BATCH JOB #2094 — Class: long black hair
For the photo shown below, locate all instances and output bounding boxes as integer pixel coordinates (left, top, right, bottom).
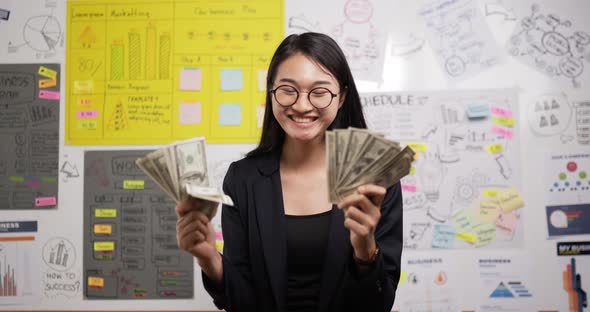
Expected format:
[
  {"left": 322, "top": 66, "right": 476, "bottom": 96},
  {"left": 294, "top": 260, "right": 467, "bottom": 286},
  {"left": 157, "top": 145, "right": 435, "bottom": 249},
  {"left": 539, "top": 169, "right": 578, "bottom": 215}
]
[{"left": 247, "top": 32, "right": 367, "bottom": 158}]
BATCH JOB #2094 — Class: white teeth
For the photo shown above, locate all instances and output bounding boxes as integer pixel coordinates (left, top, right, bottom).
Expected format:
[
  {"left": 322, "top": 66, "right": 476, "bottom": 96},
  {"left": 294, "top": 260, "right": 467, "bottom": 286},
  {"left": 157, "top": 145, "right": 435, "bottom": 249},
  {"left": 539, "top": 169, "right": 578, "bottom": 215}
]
[{"left": 291, "top": 116, "right": 316, "bottom": 123}]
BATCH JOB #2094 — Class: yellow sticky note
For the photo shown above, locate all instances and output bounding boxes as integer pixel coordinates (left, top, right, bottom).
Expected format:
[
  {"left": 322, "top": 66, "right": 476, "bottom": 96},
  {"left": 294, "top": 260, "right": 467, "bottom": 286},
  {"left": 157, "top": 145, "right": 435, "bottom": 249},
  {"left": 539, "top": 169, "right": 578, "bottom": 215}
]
[
  {"left": 38, "top": 66, "right": 57, "bottom": 79},
  {"left": 482, "top": 189, "right": 498, "bottom": 198},
  {"left": 88, "top": 276, "right": 104, "bottom": 288},
  {"left": 95, "top": 209, "right": 117, "bottom": 218},
  {"left": 497, "top": 187, "right": 524, "bottom": 212},
  {"left": 409, "top": 166, "right": 416, "bottom": 175},
  {"left": 492, "top": 117, "right": 515, "bottom": 128},
  {"left": 94, "top": 224, "right": 113, "bottom": 234},
  {"left": 473, "top": 222, "right": 496, "bottom": 247},
  {"left": 39, "top": 79, "right": 57, "bottom": 88},
  {"left": 74, "top": 80, "right": 94, "bottom": 94},
  {"left": 478, "top": 200, "right": 500, "bottom": 222},
  {"left": 485, "top": 144, "right": 503, "bottom": 154},
  {"left": 398, "top": 270, "right": 408, "bottom": 287},
  {"left": 452, "top": 209, "right": 474, "bottom": 232},
  {"left": 215, "top": 241, "right": 224, "bottom": 252},
  {"left": 94, "top": 241, "right": 115, "bottom": 251},
  {"left": 455, "top": 232, "right": 477, "bottom": 244},
  {"left": 123, "top": 180, "right": 144, "bottom": 190},
  {"left": 406, "top": 142, "right": 427, "bottom": 152}
]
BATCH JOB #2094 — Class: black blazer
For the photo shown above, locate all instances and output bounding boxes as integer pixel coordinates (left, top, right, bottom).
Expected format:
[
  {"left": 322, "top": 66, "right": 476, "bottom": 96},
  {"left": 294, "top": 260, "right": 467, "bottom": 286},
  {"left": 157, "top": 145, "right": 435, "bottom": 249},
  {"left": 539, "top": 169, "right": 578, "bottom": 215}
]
[{"left": 203, "top": 150, "right": 403, "bottom": 312}]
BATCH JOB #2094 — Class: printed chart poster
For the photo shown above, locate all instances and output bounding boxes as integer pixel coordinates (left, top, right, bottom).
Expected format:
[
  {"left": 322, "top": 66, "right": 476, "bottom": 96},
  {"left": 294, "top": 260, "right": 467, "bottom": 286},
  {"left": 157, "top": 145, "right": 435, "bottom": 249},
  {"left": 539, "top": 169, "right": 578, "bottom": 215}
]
[
  {"left": 0, "top": 64, "right": 60, "bottom": 210},
  {"left": 507, "top": 1, "right": 590, "bottom": 89},
  {"left": 0, "top": 221, "right": 40, "bottom": 305},
  {"left": 393, "top": 255, "right": 460, "bottom": 311},
  {"left": 557, "top": 242, "right": 589, "bottom": 312},
  {"left": 83, "top": 150, "right": 193, "bottom": 299},
  {"left": 478, "top": 256, "right": 535, "bottom": 311},
  {"left": 66, "top": 0, "right": 284, "bottom": 145},
  {"left": 546, "top": 151, "right": 590, "bottom": 237},
  {"left": 361, "top": 89, "right": 522, "bottom": 249},
  {"left": 419, "top": 0, "right": 501, "bottom": 81},
  {"left": 286, "top": 0, "right": 394, "bottom": 81}
]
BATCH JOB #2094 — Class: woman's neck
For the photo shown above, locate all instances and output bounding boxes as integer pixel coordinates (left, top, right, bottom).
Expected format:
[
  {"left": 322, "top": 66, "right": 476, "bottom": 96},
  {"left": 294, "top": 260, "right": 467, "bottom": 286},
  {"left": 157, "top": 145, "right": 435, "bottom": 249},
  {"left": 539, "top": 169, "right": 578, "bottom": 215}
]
[{"left": 280, "top": 136, "right": 326, "bottom": 171}]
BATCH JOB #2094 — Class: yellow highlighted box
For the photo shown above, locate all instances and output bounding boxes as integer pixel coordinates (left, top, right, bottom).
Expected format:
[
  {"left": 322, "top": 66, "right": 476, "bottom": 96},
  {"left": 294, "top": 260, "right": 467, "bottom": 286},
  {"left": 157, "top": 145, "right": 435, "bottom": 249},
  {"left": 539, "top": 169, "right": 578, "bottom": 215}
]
[
  {"left": 95, "top": 208, "right": 117, "bottom": 218},
  {"left": 123, "top": 180, "right": 145, "bottom": 190}
]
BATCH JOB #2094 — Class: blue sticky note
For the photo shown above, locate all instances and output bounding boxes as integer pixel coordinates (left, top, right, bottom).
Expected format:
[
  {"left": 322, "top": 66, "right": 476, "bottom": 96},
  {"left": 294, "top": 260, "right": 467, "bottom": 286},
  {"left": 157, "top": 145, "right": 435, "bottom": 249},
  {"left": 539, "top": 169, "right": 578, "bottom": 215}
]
[
  {"left": 219, "top": 104, "right": 241, "bottom": 125},
  {"left": 220, "top": 69, "right": 243, "bottom": 91},
  {"left": 466, "top": 103, "right": 489, "bottom": 119},
  {"left": 432, "top": 224, "right": 455, "bottom": 249}
]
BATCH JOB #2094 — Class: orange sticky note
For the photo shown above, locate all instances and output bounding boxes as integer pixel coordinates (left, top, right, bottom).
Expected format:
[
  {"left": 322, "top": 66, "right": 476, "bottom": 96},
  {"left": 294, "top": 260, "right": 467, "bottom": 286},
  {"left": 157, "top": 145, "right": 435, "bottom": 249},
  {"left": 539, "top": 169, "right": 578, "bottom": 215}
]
[
  {"left": 88, "top": 276, "right": 104, "bottom": 288},
  {"left": 94, "top": 224, "right": 112, "bottom": 235},
  {"left": 39, "top": 79, "right": 57, "bottom": 88}
]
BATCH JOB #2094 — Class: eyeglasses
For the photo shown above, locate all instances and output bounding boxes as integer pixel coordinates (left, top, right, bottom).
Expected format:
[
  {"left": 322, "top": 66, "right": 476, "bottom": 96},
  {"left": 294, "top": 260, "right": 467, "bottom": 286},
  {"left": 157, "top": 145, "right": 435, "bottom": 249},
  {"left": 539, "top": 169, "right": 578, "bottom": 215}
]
[{"left": 270, "top": 85, "right": 339, "bottom": 109}]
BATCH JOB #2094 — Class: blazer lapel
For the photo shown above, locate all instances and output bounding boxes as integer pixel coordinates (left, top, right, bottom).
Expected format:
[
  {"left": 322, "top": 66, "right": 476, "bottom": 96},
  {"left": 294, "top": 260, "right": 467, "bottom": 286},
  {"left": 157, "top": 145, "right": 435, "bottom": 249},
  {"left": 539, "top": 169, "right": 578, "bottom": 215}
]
[
  {"left": 253, "top": 151, "right": 287, "bottom": 311},
  {"left": 318, "top": 206, "right": 351, "bottom": 311}
]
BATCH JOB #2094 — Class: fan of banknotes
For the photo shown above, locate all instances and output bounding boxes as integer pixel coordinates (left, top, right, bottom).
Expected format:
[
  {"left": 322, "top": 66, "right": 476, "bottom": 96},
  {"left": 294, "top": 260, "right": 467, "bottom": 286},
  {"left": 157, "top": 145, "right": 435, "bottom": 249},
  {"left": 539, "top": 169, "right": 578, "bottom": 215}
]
[
  {"left": 135, "top": 137, "right": 233, "bottom": 220},
  {"left": 326, "top": 128, "right": 416, "bottom": 203}
]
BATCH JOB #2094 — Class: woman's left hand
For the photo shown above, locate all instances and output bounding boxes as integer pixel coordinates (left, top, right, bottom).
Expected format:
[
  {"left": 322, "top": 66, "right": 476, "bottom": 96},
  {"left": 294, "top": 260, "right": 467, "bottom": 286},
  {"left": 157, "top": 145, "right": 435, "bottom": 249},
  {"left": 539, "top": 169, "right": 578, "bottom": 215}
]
[{"left": 337, "top": 184, "right": 386, "bottom": 262}]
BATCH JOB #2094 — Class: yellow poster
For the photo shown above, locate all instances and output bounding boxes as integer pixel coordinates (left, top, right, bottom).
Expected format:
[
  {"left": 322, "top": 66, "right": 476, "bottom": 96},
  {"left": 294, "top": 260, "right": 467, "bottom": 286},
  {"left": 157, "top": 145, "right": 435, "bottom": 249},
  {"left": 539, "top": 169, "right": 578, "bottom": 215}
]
[{"left": 66, "top": 0, "right": 283, "bottom": 144}]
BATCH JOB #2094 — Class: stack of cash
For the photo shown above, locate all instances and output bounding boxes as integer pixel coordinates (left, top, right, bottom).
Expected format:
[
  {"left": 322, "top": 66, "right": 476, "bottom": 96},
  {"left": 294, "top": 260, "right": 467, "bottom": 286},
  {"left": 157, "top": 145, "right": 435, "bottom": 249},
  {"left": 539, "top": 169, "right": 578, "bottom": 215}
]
[
  {"left": 135, "top": 137, "right": 233, "bottom": 220},
  {"left": 326, "top": 128, "right": 415, "bottom": 203}
]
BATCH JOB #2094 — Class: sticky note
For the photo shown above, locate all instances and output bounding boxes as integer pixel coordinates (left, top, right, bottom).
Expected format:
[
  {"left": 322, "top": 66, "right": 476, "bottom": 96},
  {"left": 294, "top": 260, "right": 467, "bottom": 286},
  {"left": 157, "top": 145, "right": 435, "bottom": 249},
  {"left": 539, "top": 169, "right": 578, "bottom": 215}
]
[
  {"left": 485, "top": 144, "right": 503, "bottom": 154},
  {"left": 219, "top": 104, "right": 241, "bottom": 125},
  {"left": 401, "top": 184, "right": 417, "bottom": 192},
  {"left": 179, "top": 68, "right": 202, "bottom": 91},
  {"left": 492, "top": 117, "right": 515, "bottom": 128},
  {"left": 482, "top": 189, "right": 498, "bottom": 198},
  {"left": 497, "top": 187, "right": 524, "bottom": 212},
  {"left": 256, "top": 104, "right": 265, "bottom": 128},
  {"left": 94, "top": 224, "right": 113, "bottom": 234},
  {"left": 491, "top": 106, "right": 513, "bottom": 118},
  {"left": 74, "top": 80, "right": 94, "bottom": 94},
  {"left": 77, "top": 110, "right": 98, "bottom": 119},
  {"left": 455, "top": 232, "right": 477, "bottom": 244},
  {"left": 466, "top": 103, "right": 489, "bottom": 119},
  {"left": 491, "top": 125, "right": 513, "bottom": 139},
  {"left": 432, "top": 224, "right": 455, "bottom": 249},
  {"left": 257, "top": 69, "right": 267, "bottom": 91},
  {"left": 478, "top": 200, "right": 500, "bottom": 222},
  {"left": 95, "top": 208, "right": 117, "bottom": 218},
  {"left": 216, "top": 241, "right": 224, "bottom": 252},
  {"left": 179, "top": 102, "right": 201, "bottom": 125},
  {"left": 220, "top": 69, "right": 243, "bottom": 91},
  {"left": 35, "top": 196, "right": 56, "bottom": 207},
  {"left": 123, "top": 180, "right": 144, "bottom": 190},
  {"left": 38, "top": 66, "right": 57, "bottom": 79},
  {"left": 409, "top": 166, "right": 416, "bottom": 175},
  {"left": 39, "top": 79, "right": 57, "bottom": 88},
  {"left": 452, "top": 209, "right": 474, "bottom": 232},
  {"left": 94, "top": 241, "right": 115, "bottom": 251},
  {"left": 473, "top": 222, "right": 496, "bottom": 247},
  {"left": 77, "top": 97, "right": 93, "bottom": 106},
  {"left": 495, "top": 212, "right": 518, "bottom": 234},
  {"left": 88, "top": 277, "right": 104, "bottom": 288},
  {"left": 78, "top": 120, "right": 97, "bottom": 129},
  {"left": 215, "top": 231, "right": 223, "bottom": 241},
  {"left": 398, "top": 270, "right": 408, "bottom": 287},
  {"left": 39, "top": 90, "right": 60, "bottom": 100},
  {"left": 406, "top": 142, "right": 427, "bottom": 152}
]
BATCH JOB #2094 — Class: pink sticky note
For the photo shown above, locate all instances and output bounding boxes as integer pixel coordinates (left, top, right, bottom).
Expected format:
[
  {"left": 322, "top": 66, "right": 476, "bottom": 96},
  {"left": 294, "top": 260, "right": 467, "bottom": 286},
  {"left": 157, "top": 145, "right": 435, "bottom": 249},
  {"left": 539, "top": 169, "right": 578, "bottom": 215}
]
[
  {"left": 401, "top": 184, "right": 417, "bottom": 192},
  {"left": 491, "top": 106, "right": 513, "bottom": 118},
  {"left": 179, "top": 68, "right": 202, "bottom": 91},
  {"left": 179, "top": 102, "right": 201, "bottom": 125},
  {"left": 39, "top": 90, "right": 60, "bottom": 100},
  {"left": 35, "top": 196, "right": 57, "bottom": 207},
  {"left": 495, "top": 212, "right": 518, "bottom": 234},
  {"left": 257, "top": 70, "right": 267, "bottom": 91},
  {"left": 491, "top": 125, "right": 513, "bottom": 139},
  {"left": 215, "top": 231, "right": 223, "bottom": 240},
  {"left": 77, "top": 110, "right": 99, "bottom": 118}
]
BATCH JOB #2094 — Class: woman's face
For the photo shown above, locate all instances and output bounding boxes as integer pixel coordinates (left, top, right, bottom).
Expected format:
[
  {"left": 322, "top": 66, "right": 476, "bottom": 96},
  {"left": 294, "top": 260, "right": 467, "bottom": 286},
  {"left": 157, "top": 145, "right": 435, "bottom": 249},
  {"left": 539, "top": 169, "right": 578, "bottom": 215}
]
[{"left": 271, "top": 53, "right": 344, "bottom": 144}]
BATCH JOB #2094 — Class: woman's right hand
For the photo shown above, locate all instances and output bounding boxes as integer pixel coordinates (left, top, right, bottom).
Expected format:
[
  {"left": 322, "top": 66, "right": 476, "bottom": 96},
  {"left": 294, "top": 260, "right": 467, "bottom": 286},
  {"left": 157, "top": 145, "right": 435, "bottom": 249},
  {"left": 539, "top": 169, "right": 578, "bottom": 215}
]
[{"left": 176, "top": 198, "right": 217, "bottom": 262}]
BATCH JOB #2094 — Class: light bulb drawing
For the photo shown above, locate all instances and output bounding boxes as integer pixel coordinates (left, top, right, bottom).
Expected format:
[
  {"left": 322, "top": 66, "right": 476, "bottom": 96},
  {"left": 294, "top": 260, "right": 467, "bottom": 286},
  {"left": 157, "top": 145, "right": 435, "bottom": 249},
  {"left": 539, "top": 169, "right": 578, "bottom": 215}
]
[{"left": 417, "top": 146, "right": 447, "bottom": 202}]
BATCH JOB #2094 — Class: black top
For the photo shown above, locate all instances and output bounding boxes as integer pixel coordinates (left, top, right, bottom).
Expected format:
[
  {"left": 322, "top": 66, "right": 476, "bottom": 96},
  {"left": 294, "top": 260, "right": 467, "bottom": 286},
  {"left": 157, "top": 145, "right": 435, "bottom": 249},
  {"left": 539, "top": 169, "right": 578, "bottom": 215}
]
[{"left": 285, "top": 209, "right": 332, "bottom": 312}]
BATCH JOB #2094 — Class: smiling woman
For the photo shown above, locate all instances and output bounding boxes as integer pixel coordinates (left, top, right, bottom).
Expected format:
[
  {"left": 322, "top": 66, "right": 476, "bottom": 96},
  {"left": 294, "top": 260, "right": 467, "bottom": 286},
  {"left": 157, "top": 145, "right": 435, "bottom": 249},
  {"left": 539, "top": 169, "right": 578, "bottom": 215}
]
[{"left": 175, "top": 32, "right": 404, "bottom": 312}]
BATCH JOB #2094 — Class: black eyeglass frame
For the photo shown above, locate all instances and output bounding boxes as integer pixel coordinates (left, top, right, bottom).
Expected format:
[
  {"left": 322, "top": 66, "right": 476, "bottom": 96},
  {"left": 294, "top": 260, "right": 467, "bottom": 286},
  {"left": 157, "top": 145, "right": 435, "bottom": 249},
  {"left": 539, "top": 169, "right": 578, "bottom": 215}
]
[{"left": 269, "top": 84, "right": 341, "bottom": 109}]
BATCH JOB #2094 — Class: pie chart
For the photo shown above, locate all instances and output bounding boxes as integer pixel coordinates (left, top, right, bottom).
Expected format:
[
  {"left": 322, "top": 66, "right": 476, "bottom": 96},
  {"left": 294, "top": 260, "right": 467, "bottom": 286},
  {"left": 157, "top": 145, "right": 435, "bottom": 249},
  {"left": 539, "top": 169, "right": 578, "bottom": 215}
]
[{"left": 23, "top": 15, "right": 62, "bottom": 52}]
